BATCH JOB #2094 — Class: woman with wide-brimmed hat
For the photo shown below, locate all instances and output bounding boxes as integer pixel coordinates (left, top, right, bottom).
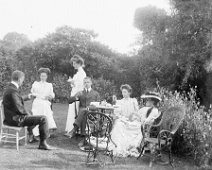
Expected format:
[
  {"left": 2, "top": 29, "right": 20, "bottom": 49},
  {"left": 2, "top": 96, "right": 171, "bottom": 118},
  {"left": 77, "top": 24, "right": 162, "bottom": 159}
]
[
  {"left": 139, "top": 91, "right": 162, "bottom": 125},
  {"left": 109, "top": 90, "right": 161, "bottom": 157},
  {"left": 30, "top": 67, "right": 57, "bottom": 140}
]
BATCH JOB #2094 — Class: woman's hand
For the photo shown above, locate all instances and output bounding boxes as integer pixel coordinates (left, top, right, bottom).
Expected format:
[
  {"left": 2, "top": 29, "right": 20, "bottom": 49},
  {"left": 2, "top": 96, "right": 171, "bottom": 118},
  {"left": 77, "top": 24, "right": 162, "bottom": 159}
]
[
  {"left": 45, "top": 95, "right": 53, "bottom": 101},
  {"left": 128, "top": 112, "right": 138, "bottom": 121},
  {"left": 128, "top": 114, "right": 133, "bottom": 121},
  {"left": 111, "top": 114, "right": 119, "bottom": 120},
  {"left": 67, "top": 77, "right": 74, "bottom": 86},
  {"left": 67, "top": 76, "right": 72, "bottom": 82},
  {"left": 144, "top": 119, "right": 154, "bottom": 125}
]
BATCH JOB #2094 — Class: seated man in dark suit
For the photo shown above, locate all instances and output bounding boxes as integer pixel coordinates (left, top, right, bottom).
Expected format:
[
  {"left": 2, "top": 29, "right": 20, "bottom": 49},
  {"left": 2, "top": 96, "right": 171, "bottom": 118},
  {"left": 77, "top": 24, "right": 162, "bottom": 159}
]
[
  {"left": 3, "top": 70, "right": 54, "bottom": 150},
  {"left": 68, "top": 77, "right": 100, "bottom": 142}
]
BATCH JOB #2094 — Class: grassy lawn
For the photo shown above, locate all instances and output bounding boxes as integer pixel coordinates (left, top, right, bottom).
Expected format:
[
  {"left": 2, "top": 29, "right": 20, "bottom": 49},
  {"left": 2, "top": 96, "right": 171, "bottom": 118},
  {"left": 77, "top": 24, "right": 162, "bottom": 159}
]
[{"left": 0, "top": 101, "right": 198, "bottom": 170}]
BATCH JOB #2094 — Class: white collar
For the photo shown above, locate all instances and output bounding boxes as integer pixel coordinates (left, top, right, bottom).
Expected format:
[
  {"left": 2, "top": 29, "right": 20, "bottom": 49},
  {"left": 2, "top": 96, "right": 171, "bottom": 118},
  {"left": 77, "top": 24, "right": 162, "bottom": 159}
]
[
  {"left": 77, "top": 67, "right": 83, "bottom": 72},
  {"left": 123, "top": 97, "right": 131, "bottom": 100},
  {"left": 11, "top": 81, "right": 19, "bottom": 89},
  {"left": 85, "top": 87, "right": 92, "bottom": 92}
]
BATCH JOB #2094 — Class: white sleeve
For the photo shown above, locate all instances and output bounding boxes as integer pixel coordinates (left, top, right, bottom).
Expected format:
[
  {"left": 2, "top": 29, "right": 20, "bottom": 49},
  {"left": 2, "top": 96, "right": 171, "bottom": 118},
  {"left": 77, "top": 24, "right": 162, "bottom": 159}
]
[
  {"left": 31, "top": 82, "right": 37, "bottom": 94},
  {"left": 145, "top": 108, "right": 160, "bottom": 123},
  {"left": 138, "top": 108, "right": 146, "bottom": 124},
  {"left": 133, "top": 98, "right": 139, "bottom": 112},
  {"left": 116, "top": 100, "right": 122, "bottom": 105},
  {"left": 114, "top": 100, "right": 123, "bottom": 116}
]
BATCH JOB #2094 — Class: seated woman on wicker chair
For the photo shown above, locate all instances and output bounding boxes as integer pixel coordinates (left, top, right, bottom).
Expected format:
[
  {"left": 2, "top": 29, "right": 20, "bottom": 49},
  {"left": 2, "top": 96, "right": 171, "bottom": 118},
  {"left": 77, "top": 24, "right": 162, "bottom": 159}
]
[
  {"left": 139, "top": 92, "right": 162, "bottom": 127},
  {"left": 109, "top": 91, "right": 161, "bottom": 157}
]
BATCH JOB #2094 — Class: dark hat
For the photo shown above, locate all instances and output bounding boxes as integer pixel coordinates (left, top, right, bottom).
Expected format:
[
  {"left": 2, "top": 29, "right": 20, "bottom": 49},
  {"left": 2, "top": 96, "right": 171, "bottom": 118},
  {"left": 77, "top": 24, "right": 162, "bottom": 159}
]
[
  {"left": 38, "top": 67, "right": 51, "bottom": 74},
  {"left": 141, "top": 91, "right": 162, "bottom": 101}
]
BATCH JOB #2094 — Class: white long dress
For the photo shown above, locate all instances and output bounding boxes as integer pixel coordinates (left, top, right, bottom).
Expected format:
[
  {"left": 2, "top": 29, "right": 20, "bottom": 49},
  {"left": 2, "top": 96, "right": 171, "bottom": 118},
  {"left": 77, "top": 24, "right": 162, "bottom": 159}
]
[
  {"left": 109, "top": 98, "right": 141, "bottom": 157},
  {"left": 65, "top": 67, "right": 86, "bottom": 132},
  {"left": 109, "top": 99, "right": 160, "bottom": 157},
  {"left": 31, "top": 81, "right": 57, "bottom": 136}
]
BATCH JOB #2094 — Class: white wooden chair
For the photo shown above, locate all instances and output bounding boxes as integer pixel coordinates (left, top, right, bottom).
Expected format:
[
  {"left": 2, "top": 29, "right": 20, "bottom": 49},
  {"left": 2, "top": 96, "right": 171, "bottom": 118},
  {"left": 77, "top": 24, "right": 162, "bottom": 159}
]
[{"left": 0, "top": 100, "right": 27, "bottom": 151}]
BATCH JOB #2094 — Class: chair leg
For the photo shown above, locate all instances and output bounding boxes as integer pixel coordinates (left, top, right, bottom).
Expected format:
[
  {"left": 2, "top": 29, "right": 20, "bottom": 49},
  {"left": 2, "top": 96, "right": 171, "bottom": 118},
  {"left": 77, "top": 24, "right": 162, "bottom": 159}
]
[
  {"left": 137, "top": 145, "right": 145, "bottom": 159},
  {"left": 4, "top": 129, "right": 9, "bottom": 143},
  {"left": 0, "top": 128, "right": 3, "bottom": 143},
  {"left": 110, "top": 150, "right": 115, "bottom": 163},
  {"left": 168, "top": 145, "right": 174, "bottom": 167},
  {"left": 24, "top": 127, "right": 27, "bottom": 145},
  {"left": 16, "top": 131, "right": 19, "bottom": 151}
]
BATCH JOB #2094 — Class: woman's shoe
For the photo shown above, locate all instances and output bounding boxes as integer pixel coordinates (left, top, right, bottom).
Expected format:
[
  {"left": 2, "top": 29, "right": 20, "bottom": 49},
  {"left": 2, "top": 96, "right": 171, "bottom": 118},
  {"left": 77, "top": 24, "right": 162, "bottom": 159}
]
[
  {"left": 64, "top": 133, "right": 71, "bottom": 137},
  {"left": 68, "top": 129, "right": 76, "bottom": 138}
]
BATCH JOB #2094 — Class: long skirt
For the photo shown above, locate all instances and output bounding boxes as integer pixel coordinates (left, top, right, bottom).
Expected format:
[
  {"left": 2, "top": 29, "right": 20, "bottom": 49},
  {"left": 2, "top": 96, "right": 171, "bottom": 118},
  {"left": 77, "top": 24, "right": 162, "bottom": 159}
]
[
  {"left": 65, "top": 101, "right": 79, "bottom": 132},
  {"left": 109, "top": 118, "right": 143, "bottom": 157},
  {"left": 32, "top": 98, "right": 57, "bottom": 136}
]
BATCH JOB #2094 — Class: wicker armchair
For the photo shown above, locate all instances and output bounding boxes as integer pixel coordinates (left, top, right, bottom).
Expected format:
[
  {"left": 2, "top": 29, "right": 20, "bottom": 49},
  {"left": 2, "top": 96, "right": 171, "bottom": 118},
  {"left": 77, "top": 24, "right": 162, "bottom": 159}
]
[{"left": 137, "top": 106, "right": 186, "bottom": 167}]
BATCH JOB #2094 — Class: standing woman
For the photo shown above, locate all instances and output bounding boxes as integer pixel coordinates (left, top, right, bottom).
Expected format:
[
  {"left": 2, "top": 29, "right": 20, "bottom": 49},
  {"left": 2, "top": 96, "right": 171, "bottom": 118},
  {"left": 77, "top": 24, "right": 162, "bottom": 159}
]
[
  {"left": 31, "top": 68, "right": 57, "bottom": 137},
  {"left": 65, "top": 55, "right": 86, "bottom": 136}
]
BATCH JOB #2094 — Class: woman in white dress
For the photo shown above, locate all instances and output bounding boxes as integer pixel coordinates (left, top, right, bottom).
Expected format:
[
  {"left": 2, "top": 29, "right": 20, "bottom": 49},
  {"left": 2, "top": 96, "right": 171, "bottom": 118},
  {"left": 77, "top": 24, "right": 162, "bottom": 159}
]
[
  {"left": 109, "top": 89, "right": 161, "bottom": 157},
  {"left": 65, "top": 55, "right": 86, "bottom": 136},
  {"left": 109, "top": 84, "right": 139, "bottom": 156},
  {"left": 31, "top": 68, "right": 57, "bottom": 137}
]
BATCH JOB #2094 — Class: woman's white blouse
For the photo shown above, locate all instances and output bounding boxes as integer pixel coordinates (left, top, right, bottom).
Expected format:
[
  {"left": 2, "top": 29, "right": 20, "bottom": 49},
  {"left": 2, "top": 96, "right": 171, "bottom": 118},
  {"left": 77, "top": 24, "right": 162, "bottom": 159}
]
[
  {"left": 71, "top": 67, "right": 86, "bottom": 95},
  {"left": 31, "top": 81, "right": 55, "bottom": 100},
  {"left": 115, "top": 98, "right": 139, "bottom": 118}
]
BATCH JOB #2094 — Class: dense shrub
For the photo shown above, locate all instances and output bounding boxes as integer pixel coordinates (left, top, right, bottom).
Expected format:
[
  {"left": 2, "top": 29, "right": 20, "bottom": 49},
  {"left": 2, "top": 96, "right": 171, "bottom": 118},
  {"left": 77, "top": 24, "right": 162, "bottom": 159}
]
[
  {"left": 52, "top": 73, "right": 71, "bottom": 103},
  {"left": 92, "top": 77, "right": 118, "bottom": 102},
  {"left": 0, "top": 59, "right": 12, "bottom": 96},
  {"left": 158, "top": 86, "right": 212, "bottom": 167}
]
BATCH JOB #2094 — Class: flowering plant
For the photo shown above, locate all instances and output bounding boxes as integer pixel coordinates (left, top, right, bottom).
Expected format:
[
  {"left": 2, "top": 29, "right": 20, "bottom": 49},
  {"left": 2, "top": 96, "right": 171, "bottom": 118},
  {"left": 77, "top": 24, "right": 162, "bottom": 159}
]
[{"left": 158, "top": 86, "right": 212, "bottom": 167}]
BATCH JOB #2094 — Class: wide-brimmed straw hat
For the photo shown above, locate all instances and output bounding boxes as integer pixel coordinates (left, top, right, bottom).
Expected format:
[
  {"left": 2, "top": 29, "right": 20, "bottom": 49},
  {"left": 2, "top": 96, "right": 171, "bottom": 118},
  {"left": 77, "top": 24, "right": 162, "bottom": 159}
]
[{"left": 141, "top": 91, "right": 162, "bottom": 101}]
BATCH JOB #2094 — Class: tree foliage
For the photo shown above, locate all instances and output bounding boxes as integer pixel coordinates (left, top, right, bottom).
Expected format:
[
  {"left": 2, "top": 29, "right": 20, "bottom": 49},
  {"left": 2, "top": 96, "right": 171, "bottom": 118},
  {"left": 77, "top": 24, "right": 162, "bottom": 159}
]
[
  {"left": 0, "top": 26, "right": 138, "bottom": 100},
  {"left": 133, "top": 0, "right": 212, "bottom": 106}
]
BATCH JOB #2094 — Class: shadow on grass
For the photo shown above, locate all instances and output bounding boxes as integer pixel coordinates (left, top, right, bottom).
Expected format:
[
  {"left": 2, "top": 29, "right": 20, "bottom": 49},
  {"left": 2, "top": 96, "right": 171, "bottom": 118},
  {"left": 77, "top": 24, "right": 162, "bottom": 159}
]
[{"left": 29, "top": 153, "right": 98, "bottom": 170}]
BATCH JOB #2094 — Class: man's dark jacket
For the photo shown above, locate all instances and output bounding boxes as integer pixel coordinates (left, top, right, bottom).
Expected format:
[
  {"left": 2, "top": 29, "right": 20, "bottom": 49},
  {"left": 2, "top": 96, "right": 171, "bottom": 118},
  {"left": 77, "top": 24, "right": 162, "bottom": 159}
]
[
  {"left": 3, "top": 83, "right": 29, "bottom": 126},
  {"left": 69, "top": 89, "right": 100, "bottom": 108}
]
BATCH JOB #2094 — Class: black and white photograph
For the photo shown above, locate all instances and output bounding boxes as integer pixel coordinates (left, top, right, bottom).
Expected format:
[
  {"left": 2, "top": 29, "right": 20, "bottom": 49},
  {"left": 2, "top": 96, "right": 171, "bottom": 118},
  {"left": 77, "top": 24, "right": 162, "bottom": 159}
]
[{"left": 0, "top": 0, "right": 211, "bottom": 169}]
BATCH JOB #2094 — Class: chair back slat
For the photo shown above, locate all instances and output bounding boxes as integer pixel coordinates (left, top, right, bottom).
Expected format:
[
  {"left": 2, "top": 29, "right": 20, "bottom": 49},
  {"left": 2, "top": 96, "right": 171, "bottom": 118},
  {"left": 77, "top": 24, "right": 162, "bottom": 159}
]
[
  {"left": 86, "top": 111, "right": 112, "bottom": 138},
  {"left": 160, "top": 106, "right": 186, "bottom": 134}
]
